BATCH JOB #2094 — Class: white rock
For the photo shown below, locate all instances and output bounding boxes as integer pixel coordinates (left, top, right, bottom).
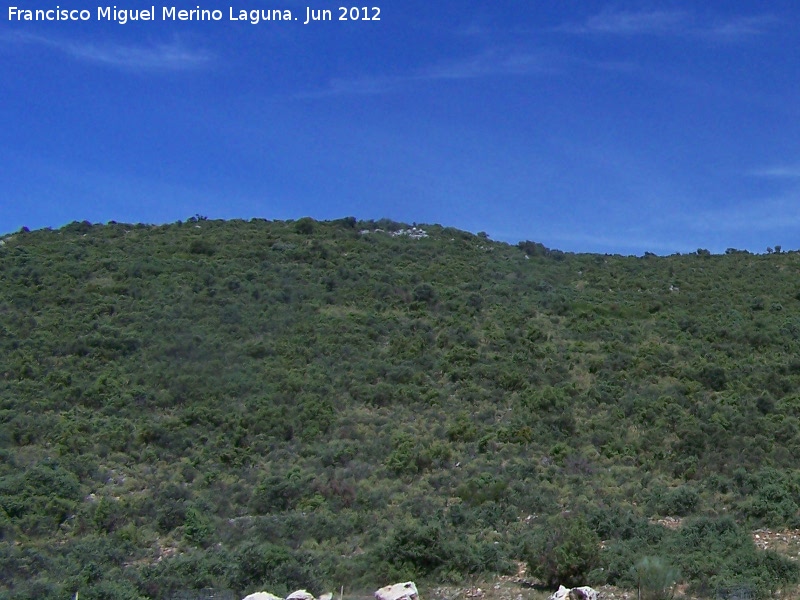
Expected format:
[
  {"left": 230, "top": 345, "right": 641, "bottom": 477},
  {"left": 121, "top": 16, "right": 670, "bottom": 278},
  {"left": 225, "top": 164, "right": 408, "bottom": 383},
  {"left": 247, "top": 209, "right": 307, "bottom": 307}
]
[
  {"left": 243, "top": 593, "right": 283, "bottom": 600},
  {"left": 573, "top": 587, "right": 598, "bottom": 600},
  {"left": 549, "top": 585, "right": 570, "bottom": 600},
  {"left": 548, "top": 586, "right": 597, "bottom": 600},
  {"left": 375, "top": 582, "right": 419, "bottom": 600},
  {"left": 286, "top": 591, "right": 315, "bottom": 600}
]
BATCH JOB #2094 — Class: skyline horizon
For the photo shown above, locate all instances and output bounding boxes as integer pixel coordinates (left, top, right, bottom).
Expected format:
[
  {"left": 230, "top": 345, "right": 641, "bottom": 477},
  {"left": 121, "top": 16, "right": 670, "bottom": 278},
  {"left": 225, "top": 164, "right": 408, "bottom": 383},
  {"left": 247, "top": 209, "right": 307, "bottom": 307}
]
[{"left": 2, "top": 212, "right": 791, "bottom": 257}]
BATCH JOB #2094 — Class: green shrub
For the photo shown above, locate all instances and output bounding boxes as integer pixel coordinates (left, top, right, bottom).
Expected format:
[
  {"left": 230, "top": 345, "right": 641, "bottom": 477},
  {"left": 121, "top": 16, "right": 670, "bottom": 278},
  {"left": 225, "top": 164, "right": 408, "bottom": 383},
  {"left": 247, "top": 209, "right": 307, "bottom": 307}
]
[
  {"left": 630, "top": 556, "right": 680, "bottom": 600},
  {"left": 230, "top": 542, "right": 320, "bottom": 595},
  {"left": 189, "top": 239, "right": 215, "bottom": 255},
  {"left": 656, "top": 485, "right": 700, "bottom": 517},
  {"left": 184, "top": 506, "right": 213, "bottom": 547},
  {"left": 249, "top": 469, "right": 312, "bottom": 514},
  {"left": 381, "top": 519, "right": 453, "bottom": 576},
  {"left": 385, "top": 433, "right": 423, "bottom": 476},
  {"left": 665, "top": 516, "right": 799, "bottom": 598},
  {"left": 525, "top": 514, "right": 601, "bottom": 587},
  {"left": 295, "top": 217, "right": 315, "bottom": 235}
]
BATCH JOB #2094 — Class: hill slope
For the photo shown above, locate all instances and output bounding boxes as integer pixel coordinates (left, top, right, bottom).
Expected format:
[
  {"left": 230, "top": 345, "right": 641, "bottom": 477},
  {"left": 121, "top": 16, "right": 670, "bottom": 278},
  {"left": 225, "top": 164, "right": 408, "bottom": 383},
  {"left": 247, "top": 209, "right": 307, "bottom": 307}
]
[{"left": 1, "top": 218, "right": 800, "bottom": 599}]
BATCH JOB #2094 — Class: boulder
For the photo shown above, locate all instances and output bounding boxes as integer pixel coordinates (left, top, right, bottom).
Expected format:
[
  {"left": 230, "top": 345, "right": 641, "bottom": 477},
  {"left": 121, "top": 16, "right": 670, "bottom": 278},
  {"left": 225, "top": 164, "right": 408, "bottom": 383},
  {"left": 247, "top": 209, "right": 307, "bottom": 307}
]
[
  {"left": 571, "top": 588, "right": 598, "bottom": 600},
  {"left": 244, "top": 590, "right": 331, "bottom": 600},
  {"left": 548, "top": 586, "right": 597, "bottom": 600},
  {"left": 243, "top": 593, "right": 283, "bottom": 600},
  {"left": 549, "top": 585, "right": 570, "bottom": 600},
  {"left": 375, "top": 582, "right": 419, "bottom": 600}
]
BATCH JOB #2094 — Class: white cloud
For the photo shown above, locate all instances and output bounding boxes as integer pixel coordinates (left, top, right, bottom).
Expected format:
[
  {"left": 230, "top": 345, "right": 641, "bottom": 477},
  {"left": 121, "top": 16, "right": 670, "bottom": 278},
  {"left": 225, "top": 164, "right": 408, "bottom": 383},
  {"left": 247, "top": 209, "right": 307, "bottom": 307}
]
[
  {"left": 561, "top": 8, "right": 688, "bottom": 36},
  {"left": 557, "top": 8, "right": 776, "bottom": 40},
  {"left": 687, "top": 195, "right": 800, "bottom": 233},
  {"left": 707, "top": 15, "right": 779, "bottom": 39},
  {"left": 421, "top": 49, "right": 552, "bottom": 80},
  {"left": 296, "top": 48, "right": 554, "bottom": 98},
  {"left": 2, "top": 32, "right": 212, "bottom": 70},
  {"left": 749, "top": 165, "right": 800, "bottom": 179}
]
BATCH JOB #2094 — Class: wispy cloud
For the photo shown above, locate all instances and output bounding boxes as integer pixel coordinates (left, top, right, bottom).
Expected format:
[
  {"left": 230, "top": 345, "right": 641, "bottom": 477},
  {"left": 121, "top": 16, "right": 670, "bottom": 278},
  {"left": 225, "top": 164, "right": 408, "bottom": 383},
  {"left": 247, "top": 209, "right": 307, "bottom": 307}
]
[
  {"left": 297, "top": 48, "right": 554, "bottom": 98},
  {"left": 687, "top": 195, "right": 800, "bottom": 234},
  {"left": 557, "top": 8, "right": 776, "bottom": 40},
  {"left": 749, "top": 165, "right": 800, "bottom": 179},
  {"left": 707, "top": 14, "right": 779, "bottom": 39},
  {"left": 2, "top": 32, "right": 212, "bottom": 71},
  {"left": 421, "top": 49, "right": 552, "bottom": 80},
  {"left": 560, "top": 8, "right": 688, "bottom": 36}
]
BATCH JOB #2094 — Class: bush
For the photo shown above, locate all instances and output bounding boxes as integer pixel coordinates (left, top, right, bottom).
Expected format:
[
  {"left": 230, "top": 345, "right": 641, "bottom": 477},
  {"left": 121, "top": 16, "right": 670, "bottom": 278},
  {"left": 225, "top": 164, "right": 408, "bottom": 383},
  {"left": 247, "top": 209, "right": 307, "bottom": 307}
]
[
  {"left": 189, "top": 239, "right": 215, "bottom": 256},
  {"left": 381, "top": 519, "right": 453, "bottom": 576},
  {"left": 630, "top": 556, "right": 680, "bottom": 600},
  {"left": 295, "top": 217, "right": 315, "bottom": 235},
  {"left": 230, "top": 542, "right": 320, "bottom": 595},
  {"left": 525, "top": 514, "right": 601, "bottom": 588},
  {"left": 666, "top": 516, "right": 800, "bottom": 597},
  {"left": 385, "top": 433, "right": 423, "bottom": 476},
  {"left": 413, "top": 283, "right": 436, "bottom": 304},
  {"left": 184, "top": 506, "right": 213, "bottom": 547},
  {"left": 249, "top": 469, "right": 312, "bottom": 514},
  {"left": 657, "top": 485, "right": 700, "bottom": 517},
  {"left": 742, "top": 470, "right": 800, "bottom": 526}
]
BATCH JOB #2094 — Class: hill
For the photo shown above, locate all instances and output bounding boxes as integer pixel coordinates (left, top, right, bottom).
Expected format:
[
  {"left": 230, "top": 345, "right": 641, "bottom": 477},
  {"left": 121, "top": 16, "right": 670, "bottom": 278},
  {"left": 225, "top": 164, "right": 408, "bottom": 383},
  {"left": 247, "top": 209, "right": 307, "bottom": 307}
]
[{"left": 1, "top": 217, "right": 800, "bottom": 599}]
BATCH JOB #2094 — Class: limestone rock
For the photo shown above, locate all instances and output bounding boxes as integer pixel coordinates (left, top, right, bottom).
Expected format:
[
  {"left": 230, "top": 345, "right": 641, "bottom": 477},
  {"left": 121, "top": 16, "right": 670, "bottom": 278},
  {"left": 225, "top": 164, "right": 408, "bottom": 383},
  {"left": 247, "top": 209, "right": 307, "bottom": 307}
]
[
  {"left": 549, "top": 585, "right": 570, "bottom": 600},
  {"left": 548, "top": 586, "right": 598, "bottom": 600},
  {"left": 243, "top": 593, "right": 283, "bottom": 600},
  {"left": 574, "top": 588, "right": 598, "bottom": 600},
  {"left": 375, "top": 582, "right": 419, "bottom": 600}
]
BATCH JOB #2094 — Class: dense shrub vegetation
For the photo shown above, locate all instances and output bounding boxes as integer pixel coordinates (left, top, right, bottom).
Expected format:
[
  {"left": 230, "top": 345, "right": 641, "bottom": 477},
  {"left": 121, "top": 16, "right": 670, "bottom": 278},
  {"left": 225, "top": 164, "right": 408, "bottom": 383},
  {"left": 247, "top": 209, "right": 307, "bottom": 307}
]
[{"left": 1, "top": 218, "right": 800, "bottom": 598}]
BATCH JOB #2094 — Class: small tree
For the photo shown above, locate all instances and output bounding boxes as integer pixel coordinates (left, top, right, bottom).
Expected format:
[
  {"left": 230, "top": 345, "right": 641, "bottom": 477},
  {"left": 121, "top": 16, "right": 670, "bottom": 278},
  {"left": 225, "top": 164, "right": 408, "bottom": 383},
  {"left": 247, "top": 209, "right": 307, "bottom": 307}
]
[{"left": 630, "top": 556, "right": 680, "bottom": 600}]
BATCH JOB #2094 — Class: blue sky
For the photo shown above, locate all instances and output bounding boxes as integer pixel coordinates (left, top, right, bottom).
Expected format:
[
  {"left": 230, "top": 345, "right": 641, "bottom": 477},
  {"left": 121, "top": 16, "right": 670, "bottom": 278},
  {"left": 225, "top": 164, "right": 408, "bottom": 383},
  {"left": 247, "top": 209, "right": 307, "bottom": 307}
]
[{"left": 3, "top": 1, "right": 800, "bottom": 254}]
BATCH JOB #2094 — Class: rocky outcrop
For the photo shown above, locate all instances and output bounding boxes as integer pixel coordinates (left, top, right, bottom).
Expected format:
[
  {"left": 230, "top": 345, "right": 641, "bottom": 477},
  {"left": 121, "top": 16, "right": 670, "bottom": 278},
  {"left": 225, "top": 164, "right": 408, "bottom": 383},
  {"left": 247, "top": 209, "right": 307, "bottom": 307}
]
[{"left": 375, "top": 582, "right": 419, "bottom": 600}]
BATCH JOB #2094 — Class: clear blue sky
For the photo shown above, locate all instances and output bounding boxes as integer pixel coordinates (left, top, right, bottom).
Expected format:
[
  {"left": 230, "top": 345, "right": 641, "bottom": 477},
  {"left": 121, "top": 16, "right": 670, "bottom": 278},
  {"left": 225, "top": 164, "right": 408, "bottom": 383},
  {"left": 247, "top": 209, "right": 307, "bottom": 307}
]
[{"left": 3, "top": 1, "right": 800, "bottom": 254}]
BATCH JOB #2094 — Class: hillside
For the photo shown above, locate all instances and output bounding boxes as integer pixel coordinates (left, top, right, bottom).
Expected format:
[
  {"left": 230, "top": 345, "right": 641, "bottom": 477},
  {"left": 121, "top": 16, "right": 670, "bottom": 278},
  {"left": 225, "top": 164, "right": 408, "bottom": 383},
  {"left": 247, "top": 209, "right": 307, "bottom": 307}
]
[{"left": 2, "top": 217, "right": 800, "bottom": 599}]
